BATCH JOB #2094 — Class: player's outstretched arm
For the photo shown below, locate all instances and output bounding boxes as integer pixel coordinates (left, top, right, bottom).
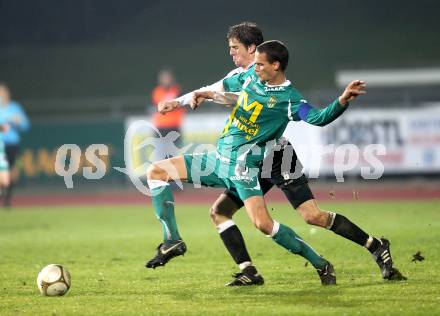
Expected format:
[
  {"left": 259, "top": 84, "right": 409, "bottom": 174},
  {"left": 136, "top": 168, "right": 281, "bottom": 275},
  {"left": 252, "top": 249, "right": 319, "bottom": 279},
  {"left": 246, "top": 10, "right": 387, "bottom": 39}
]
[
  {"left": 192, "top": 91, "right": 214, "bottom": 108},
  {"left": 296, "top": 80, "right": 367, "bottom": 127},
  {"left": 192, "top": 91, "right": 239, "bottom": 109},
  {"left": 338, "top": 80, "right": 367, "bottom": 106},
  {"left": 157, "top": 68, "right": 248, "bottom": 114},
  {"left": 157, "top": 100, "right": 181, "bottom": 114},
  {"left": 156, "top": 79, "right": 226, "bottom": 114}
]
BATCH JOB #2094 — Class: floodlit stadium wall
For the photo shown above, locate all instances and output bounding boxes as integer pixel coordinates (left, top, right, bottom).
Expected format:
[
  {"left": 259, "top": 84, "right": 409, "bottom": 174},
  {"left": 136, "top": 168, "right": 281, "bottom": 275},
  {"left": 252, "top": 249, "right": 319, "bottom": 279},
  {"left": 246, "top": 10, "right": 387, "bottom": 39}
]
[
  {"left": 19, "top": 118, "right": 126, "bottom": 188},
  {"left": 284, "top": 104, "right": 440, "bottom": 177}
]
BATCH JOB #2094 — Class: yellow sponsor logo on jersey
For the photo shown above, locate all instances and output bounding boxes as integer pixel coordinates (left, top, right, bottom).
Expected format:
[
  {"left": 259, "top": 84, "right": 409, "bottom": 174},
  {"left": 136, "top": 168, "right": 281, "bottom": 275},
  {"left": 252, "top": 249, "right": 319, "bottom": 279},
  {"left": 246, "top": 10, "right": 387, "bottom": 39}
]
[
  {"left": 232, "top": 118, "right": 259, "bottom": 136},
  {"left": 221, "top": 91, "right": 262, "bottom": 137}
]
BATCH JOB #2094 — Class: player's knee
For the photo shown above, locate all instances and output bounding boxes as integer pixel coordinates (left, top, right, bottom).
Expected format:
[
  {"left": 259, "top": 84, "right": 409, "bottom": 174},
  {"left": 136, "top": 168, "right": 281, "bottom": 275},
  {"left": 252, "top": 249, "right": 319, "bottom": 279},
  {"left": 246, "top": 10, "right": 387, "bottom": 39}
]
[
  {"left": 301, "top": 210, "right": 326, "bottom": 226},
  {"left": 253, "top": 219, "right": 273, "bottom": 235},
  {"left": 210, "top": 194, "right": 238, "bottom": 222},
  {"left": 209, "top": 206, "right": 220, "bottom": 223},
  {"left": 0, "top": 178, "right": 9, "bottom": 188},
  {"left": 297, "top": 201, "right": 327, "bottom": 226},
  {"left": 302, "top": 212, "right": 318, "bottom": 225},
  {"left": 145, "top": 164, "right": 156, "bottom": 180},
  {"left": 210, "top": 205, "right": 233, "bottom": 225},
  {"left": 146, "top": 164, "right": 163, "bottom": 180}
]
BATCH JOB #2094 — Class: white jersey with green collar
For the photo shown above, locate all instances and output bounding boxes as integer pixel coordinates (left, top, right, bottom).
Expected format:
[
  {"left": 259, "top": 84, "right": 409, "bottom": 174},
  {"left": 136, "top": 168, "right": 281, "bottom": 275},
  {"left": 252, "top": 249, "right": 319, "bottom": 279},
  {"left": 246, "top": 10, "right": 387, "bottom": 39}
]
[{"left": 175, "top": 64, "right": 255, "bottom": 106}]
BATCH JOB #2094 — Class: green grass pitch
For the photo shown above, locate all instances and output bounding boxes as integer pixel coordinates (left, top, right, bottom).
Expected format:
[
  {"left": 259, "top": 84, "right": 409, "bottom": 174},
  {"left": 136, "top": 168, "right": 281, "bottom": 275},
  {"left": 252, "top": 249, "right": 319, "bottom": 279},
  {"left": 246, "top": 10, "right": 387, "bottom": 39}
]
[{"left": 1, "top": 200, "right": 439, "bottom": 315}]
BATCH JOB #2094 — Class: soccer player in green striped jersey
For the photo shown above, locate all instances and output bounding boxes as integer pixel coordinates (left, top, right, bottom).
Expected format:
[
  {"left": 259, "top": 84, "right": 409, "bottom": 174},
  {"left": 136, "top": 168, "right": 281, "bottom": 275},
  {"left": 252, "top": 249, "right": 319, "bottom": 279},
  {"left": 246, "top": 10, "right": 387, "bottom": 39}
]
[
  {"left": 146, "top": 40, "right": 368, "bottom": 285},
  {"left": 149, "top": 23, "right": 405, "bottom": 285}
]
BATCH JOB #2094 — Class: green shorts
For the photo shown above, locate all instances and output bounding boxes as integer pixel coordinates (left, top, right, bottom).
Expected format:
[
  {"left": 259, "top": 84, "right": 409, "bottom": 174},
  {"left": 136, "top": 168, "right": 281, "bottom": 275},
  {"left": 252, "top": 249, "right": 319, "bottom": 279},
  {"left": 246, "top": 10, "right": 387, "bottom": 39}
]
[
  {"left": 184, "top": 151, "right": 262, "bottom": 202},
  {"left": 0, "top": 142, "right": 8, "bottom": 171}
]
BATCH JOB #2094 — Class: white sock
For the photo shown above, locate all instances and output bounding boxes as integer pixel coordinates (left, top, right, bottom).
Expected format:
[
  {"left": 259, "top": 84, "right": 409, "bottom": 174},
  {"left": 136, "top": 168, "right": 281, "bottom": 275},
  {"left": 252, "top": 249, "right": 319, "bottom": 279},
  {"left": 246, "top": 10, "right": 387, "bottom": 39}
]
[
  {"left": 268, "top": 221, "right": 280, "bottom": 237},
  {"left": 239, "top": 261, "right": 252, "bottom": 271},
  {"left": 325, "top": 212, "right": 336, "bottom": 229},
  {"left": 216, "top": 220, "right": 235, "bottom": 233},
  {"left": 147, "top": 179, "right": 169, "bottom": 190},
  {"left": 364, "top": 236, "right": 374, "bottom": 248}
]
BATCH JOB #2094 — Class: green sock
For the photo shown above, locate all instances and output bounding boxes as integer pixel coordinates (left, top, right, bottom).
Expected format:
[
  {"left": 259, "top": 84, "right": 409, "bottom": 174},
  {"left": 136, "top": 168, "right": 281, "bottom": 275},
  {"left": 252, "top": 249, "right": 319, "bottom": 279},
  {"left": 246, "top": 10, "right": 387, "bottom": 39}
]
[
  {"left": 272, "top": 223, "right": 327, "bottom": 269},
  {"left": 151, "top": 185, "right": 182, "bottom": 242}
]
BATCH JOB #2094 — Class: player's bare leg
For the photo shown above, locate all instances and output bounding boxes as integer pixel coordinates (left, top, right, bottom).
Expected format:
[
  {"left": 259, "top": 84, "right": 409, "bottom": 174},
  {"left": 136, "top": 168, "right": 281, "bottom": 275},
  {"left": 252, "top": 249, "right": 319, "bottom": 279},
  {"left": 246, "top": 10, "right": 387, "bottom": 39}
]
[
  {"left": 145, "top": 156, "right": 188, "bottom": 269},
  {"left": 243, "top": 195, "right": 336, "bottom": 285},
  {"left": 0, "top": 170, "right": 10, "bottom": 208},
  {"left": 210, "top": 194, "right": 264, "bottom": 286},
  {"left": 295, "top": 200, "right": 328, "bottom": 227},
  {"left": 0, "top": 171, "right": 10, "bottom": 189},
  {"left": 210, "top": 193, "right": 239, "bottom": 225},
  {"left": 146, "top": 156, "right": 188, "bottom": 182},
  {"left": 295, "top": 198, "right": 406, "bottom": 280}
]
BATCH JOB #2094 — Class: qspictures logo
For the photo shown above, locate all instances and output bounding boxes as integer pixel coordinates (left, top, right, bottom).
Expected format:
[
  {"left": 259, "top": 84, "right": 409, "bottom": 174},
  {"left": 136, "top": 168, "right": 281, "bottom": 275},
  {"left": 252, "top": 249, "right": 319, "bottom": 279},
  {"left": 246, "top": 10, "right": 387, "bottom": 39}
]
[{"left": 55, "top": 120, "right": 386, "bottom": 196}]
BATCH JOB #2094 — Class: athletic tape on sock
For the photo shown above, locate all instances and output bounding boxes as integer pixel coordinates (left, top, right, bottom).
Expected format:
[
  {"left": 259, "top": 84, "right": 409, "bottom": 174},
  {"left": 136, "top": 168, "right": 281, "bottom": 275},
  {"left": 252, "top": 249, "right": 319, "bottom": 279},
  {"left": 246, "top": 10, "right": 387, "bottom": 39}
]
[
  {"left": 217, "top": 220, "right": 235, "bottom": 233},
  {"left": 364, "top": 236, "right": 374, "bottom": 248},
  {"left": 268, "top": 221, "right": 280, "bottom": 237},
  {"left": 238, "top": 261, "right": 252, "bottom": 271},
  {"left": 147, "top": 179, "right": 169, "bottom": 190},
  {"left": 326, "top": 212, "right": 336, "bottom": 229}
]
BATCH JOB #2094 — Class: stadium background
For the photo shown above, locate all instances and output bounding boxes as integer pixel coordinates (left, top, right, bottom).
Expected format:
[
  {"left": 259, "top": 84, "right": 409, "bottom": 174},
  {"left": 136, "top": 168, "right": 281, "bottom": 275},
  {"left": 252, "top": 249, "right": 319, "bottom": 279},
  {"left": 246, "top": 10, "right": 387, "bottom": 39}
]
[
  {"left": 1, "top": 0, "right": 440, "bottom": 202},
  {"left": 1, "top": 2, "right": 440, "bottom": 315}
]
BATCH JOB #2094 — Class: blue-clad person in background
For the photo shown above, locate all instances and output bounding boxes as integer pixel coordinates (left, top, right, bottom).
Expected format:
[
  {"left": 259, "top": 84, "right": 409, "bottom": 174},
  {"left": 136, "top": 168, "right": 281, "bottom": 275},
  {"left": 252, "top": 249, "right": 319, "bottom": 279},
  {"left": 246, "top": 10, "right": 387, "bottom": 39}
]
[{"left": 0, "top": 83, "right": 30, "bottom": 207}]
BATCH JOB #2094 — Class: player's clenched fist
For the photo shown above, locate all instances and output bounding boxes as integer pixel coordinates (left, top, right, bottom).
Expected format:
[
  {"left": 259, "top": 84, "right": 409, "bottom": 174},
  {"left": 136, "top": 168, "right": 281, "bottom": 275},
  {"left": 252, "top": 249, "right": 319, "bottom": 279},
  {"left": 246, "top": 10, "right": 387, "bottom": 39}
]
[
  {"left": 191, "top": 91, "right": 214, "bottom": 109},
  {"left": 158, "top": 100, "right": 181, "bottom": 114},
  {"left": 338, "top": 80, "right": 367, "bottom": 106}
]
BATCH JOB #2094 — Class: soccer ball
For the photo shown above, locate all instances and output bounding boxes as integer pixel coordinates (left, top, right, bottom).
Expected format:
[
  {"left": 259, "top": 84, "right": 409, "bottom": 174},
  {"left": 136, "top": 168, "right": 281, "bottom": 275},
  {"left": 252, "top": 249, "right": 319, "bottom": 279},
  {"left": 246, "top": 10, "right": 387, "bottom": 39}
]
[{"left": 37, "top": 264, "right": 71, "bottom": 296}]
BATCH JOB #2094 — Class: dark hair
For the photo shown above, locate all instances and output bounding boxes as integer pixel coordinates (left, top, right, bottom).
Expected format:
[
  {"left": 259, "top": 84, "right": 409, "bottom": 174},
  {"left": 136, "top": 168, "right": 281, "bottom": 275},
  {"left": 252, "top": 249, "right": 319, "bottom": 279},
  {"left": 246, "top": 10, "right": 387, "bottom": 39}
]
[
  {"left": 227, "top": 22, "right": 264, "bottom": 48},
  {"left": 256, "top": 40, "right": 289, "bottom": 71}
]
